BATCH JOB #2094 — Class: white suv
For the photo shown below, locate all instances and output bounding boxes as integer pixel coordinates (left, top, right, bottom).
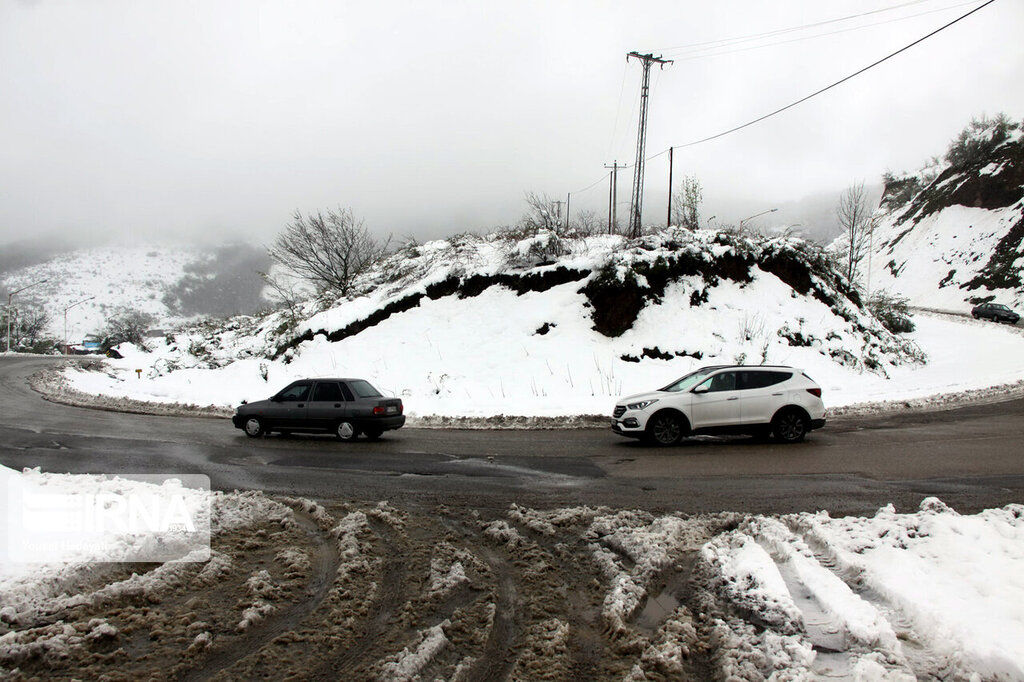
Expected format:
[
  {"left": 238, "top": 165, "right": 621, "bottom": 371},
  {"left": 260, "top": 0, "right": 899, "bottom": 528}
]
[{"left": 611, "top": 365, "right": 826, "bottom": 445}]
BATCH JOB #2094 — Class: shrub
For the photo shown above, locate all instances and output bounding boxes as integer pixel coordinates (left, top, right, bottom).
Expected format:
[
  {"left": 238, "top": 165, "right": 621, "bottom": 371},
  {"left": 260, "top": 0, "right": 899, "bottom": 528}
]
[
  {"left": 866, "top": 291, "right": 915, "bottom": 334},
  {"left": 944, "top": 113, "right": 1019, "bottom": 169}
]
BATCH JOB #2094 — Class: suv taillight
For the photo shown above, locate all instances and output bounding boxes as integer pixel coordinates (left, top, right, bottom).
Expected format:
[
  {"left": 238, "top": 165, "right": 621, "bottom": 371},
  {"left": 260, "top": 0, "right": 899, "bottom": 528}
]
[{"left": 806, "top": 388, "right": 822, "bottom": 398}]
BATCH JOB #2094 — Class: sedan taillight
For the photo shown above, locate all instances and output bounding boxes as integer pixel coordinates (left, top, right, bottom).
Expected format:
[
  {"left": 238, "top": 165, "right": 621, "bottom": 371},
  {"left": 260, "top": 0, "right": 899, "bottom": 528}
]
[
  {"left": 806, "top": 387, "right": 822, "bottom": 398},
  {"left": 373, "top": 406, "right": 386, "bottom": 415}
]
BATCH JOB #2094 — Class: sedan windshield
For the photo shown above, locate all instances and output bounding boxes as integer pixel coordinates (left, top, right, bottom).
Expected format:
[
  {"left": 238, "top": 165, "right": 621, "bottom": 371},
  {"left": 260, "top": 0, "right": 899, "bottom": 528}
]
[{"left": 660, "top": 368, "right": 717, "bottom": 393}]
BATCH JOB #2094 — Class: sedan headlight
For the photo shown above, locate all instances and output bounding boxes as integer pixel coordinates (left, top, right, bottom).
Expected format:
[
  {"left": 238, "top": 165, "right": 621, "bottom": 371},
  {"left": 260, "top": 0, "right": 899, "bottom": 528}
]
[{"left": 626, "top": 399, "right": 658, "bottom": 410}]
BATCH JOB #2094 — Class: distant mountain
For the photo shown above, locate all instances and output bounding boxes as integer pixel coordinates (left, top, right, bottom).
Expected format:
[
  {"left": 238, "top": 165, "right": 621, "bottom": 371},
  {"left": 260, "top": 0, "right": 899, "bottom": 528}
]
[
  {"left": 868, "top": 115, "right": 1024, "bottom": 311},
  {"left": 0, "top": 243, "right": 270, "bottom": 340}
]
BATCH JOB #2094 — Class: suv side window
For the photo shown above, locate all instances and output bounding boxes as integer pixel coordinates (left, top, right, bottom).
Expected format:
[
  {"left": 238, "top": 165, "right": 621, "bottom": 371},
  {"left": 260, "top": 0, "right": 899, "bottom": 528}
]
[
  {"left": 278, "top": 383, "right": 311, "bottom": 401},
  {"left": 705, "top": 371, "right": 738, "bottom": 392},
  {"left": 312, "top": 382, "right": 343, "bottom": 402}
]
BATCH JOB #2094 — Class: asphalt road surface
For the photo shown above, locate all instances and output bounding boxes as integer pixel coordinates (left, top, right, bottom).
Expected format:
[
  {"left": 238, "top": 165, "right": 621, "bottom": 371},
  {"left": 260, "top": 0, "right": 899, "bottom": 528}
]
[{"left": 3, "top": 355, "right": 1023, "bottom": 515}]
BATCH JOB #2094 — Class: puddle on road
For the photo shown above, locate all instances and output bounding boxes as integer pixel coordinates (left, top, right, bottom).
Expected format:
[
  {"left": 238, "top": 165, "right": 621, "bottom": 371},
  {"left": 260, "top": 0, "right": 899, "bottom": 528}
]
[{"left": 634, "top": 587, "right": 681, "bottom": 636}]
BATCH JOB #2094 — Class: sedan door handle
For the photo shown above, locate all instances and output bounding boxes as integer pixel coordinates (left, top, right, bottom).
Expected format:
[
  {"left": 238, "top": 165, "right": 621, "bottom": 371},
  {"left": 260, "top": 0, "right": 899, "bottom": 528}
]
[
  {"left": 334, "top": 403, "right": 341, "bottom": 408},
  {"left": 297, "top": 404, "right": 304, "bottom": 408},
  {"left": 772, "top": 392, "right": 783, "bottom": 396},
  {"left": 727, "top": 396, "right": 739, "bottom": 401}
]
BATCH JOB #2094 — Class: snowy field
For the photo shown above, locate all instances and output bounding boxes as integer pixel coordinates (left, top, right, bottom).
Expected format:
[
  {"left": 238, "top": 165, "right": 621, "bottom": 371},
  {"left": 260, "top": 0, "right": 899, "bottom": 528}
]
[
  {"left": 3, "top": 470, "right": 1023, "bottom": 680},
  {"left": 58, "top": 310, "right": 1024, "bottom": 420}
]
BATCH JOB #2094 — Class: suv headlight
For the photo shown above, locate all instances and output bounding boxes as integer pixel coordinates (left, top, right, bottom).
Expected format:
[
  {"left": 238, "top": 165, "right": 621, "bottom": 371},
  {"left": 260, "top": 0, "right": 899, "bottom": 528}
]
[{"left": 627, "top": 399, "right": 658, "bottom": 410}]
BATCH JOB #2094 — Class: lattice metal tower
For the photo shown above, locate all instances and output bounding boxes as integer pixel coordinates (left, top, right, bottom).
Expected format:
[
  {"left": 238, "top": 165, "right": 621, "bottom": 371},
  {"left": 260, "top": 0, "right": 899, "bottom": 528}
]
[{"left": 625, "top": 51, "right": 672, "bottom": 238}]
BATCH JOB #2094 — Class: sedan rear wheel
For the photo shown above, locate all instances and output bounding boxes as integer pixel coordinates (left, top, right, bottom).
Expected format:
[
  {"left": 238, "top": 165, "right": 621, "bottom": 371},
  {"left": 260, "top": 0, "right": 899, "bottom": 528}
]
[
  {"left": 772, "top": 410, "right": 807, "bottom": 443},
  {"left": 646, "top": 412, "right": 684, "bottom": 446},
  {"left": 336, "top": 420, "right": 358, "bottom": 442},
  {"left": 243, "top": 417, "right": 265, "bottom": 438}
]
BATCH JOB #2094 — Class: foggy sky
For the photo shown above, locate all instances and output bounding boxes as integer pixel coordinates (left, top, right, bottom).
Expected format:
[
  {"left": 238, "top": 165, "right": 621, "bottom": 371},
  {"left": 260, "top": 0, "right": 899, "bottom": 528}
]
[{"left": 1, "top": 0, "right": 1022, "bottom": 247}]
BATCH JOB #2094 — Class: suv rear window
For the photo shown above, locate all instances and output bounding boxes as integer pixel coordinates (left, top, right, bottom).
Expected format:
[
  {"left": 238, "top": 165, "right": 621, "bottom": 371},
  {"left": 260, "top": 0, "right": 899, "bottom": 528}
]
[
  {"left": 741, "top": 371, "right": 792, "bottom": 389},
  {"left": 312, "top": 382, "right": 343, "bottom": 402}
]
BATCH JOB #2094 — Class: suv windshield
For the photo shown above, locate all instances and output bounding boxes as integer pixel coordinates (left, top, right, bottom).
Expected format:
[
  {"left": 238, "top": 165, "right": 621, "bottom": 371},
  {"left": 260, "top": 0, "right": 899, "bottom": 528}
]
[
  {"left": 348, "top": 380, "right": 382, "bottom": 398},
  {"left": 660, "top": 368, "right": 717, "bottom": 393}
]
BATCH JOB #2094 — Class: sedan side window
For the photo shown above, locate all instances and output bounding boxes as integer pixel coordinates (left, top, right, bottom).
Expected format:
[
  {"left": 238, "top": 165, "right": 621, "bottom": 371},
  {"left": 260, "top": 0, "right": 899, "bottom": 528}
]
[
  {"left": 339, "top": 382, "right": 355, "bottom": 402},
  {"left": 312, "top": 382, "right": 343, "bottom": 402},
  {"left": 278, "top": 383, "right": 311, "bottom": 401}
]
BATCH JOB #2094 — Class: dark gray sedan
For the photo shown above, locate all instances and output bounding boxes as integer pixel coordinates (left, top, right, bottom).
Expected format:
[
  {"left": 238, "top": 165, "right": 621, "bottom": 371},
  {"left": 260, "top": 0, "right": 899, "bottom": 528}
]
[{"left": 232, "top": 378, "right": 405, "bottom": 441}]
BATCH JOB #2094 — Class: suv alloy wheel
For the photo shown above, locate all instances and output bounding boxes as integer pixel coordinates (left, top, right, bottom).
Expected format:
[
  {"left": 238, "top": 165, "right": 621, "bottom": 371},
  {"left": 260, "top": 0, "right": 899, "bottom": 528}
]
[
  {"left": 646, "top": 412, "right": 684, "bottom": 446},
  {"left": 772, "top": 410, "right": 807, "bottom": 443}
]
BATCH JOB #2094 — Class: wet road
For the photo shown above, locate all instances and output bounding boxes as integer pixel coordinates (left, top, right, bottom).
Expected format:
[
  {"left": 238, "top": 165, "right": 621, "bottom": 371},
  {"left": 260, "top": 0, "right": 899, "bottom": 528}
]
[{"left": 2, "top": 355, "right": 1023, "bottom": 515}]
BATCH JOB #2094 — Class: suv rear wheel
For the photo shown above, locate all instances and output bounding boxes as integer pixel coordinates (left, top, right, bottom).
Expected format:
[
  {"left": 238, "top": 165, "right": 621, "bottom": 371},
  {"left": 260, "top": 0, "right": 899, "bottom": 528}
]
[
  {"left": 772, "top": 409, "right": 808, "bottom": 443},
  {"left": 645, "top": 411, "right": 685, "bottom": 446}
]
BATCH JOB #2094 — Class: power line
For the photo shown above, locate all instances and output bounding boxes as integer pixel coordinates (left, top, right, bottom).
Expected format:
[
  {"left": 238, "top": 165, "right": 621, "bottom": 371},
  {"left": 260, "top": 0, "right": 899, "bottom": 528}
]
[
  {"left": 668, "top": 0, "right": 997, "bottom": 151},
  {"left": 669, "top": 0, "right": 982, "bottom": 63},
  {"left": 656, "top": 0, "right": 935, "bottom": 54},
  {"left": 570, "top": 172, "right": 611, "bottom": 196}
]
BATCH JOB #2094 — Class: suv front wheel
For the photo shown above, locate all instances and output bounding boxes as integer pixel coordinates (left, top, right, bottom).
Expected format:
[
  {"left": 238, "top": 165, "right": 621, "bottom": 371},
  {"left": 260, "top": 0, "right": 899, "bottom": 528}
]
[
  {"left": 772, "top": 409, "right": 808, "bottom": 443},
  {"left": 645, "top": 411, "right": 685, "bottom": 446}
]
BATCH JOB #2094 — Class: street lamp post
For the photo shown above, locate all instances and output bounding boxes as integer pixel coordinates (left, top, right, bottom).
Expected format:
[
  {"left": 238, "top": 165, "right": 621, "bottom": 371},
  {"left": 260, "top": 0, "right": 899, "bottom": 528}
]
[
  {"left": 5, "top": 279, "right": 48, "bottom": 353},
  {"left": 63, "top": 296, "right": 96, "bottom": 354},
  {"left": 739, "top": 208, "right": 778, "bottom": 230}
]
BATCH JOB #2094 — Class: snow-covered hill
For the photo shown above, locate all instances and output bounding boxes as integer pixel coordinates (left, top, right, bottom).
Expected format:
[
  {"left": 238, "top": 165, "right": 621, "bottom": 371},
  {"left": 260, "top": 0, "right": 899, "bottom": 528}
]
[
  {"left": 58, "top": 227, "right": 960, "bottom": 418},
  {"left": 0, "top": 246, "right": 201, "bottom": 340},
  {"left": 869, "top": 117, "right": 1024, "bottom": 311},
  {"left": 0, "top": 243, "right": 271, "bottom": 341}
]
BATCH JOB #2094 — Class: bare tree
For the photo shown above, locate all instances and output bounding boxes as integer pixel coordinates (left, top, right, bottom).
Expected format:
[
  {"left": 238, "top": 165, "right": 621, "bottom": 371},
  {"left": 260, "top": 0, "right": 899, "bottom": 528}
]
[
  {"left": 670, "top": 175, "right": 702, "bottom": 230},
  {"left": 570, "top": 209, "right": 602, "bottom": 237},
  {"left": 519, "top": 192, "right": 561, "bottom": 232},
  {"left": 836, "top": 182, "right": 876, "bottom": 284},
  {"left": 2, "top": 304, "right": 49, "bottom": 350},
  {"left": 102, "top": 310, "right": 156, "bottom": 348},
  {"left": 268, "top": 207, "right": 391, "bottom": 296}
]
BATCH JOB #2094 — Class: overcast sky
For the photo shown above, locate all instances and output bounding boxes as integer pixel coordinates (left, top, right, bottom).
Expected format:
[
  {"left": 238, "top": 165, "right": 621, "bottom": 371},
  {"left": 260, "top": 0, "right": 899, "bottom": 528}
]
[{"left": 1, "top": 0, "right": 1021, "bottom": 247}]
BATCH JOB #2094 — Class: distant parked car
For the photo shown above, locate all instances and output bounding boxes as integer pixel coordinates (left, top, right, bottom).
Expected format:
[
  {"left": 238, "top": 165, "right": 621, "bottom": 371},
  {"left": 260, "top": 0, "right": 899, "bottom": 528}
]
[
  {"left": 971, "top": 302, "right": 1020, "bottom": 324},
  {"left": 611, "top": 365, "right": 826, "bottom": 446},
  {"left": 233, "top": 378, "right": 404, "bottom": 441}
]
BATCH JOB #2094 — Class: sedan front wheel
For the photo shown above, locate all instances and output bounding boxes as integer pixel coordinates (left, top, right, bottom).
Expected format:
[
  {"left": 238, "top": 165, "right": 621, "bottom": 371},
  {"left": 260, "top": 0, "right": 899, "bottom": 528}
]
[{"left": 243, "top": 417, "right": 265, "bottom": 438}]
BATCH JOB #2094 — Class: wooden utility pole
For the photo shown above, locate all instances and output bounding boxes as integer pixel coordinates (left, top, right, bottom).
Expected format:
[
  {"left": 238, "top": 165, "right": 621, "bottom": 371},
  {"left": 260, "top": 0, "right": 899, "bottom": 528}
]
[
  {"left": 565, "top": 193, "right": 571, "bottom": 231},
  {"left": 666, "top": 146, "right": 674, "bottom": 228},
  {"left": 552, "top": 199, "right": 565, "bottom": 227},
  {"left": 626, "top": 51, "right": 672, "bottom": 238},
  {"left": 604, "top": 161, "right": 626, "bottom": 234}
]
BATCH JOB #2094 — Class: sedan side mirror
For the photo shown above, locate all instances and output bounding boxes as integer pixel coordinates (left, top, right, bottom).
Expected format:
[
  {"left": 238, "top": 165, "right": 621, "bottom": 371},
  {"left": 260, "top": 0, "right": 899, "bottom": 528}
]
[
  {"left": 692, "top": 385, "right": 708, "bottom": 394},
  {"left": 270, "top": 395, "right": 282, "bottom": 402}
]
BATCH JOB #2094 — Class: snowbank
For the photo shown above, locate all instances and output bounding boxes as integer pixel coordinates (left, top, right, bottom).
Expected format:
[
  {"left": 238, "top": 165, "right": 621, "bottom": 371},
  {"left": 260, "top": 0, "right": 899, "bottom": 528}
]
[{"left": 709, "top": 500, "right": 1024, "bottom": 680}]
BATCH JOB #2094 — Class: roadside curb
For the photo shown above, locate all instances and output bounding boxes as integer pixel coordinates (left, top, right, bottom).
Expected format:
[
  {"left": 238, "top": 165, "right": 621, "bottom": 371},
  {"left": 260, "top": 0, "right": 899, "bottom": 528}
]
[{"left": 27, "top": 308, "right": 1024, "bottom": 428}]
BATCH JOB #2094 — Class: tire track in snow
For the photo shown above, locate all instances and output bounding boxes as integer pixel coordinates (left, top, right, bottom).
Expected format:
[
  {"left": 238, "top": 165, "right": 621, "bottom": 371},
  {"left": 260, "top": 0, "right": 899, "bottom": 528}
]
[
  {"left": 311, "top": 517, "right": 409, "bottom": 679},
  {"left": 783, "top": 522, "right": 965, "bottom": 681},
  {"left": 180, "top": 508, "right": 341, "bottom": 682}
]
